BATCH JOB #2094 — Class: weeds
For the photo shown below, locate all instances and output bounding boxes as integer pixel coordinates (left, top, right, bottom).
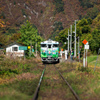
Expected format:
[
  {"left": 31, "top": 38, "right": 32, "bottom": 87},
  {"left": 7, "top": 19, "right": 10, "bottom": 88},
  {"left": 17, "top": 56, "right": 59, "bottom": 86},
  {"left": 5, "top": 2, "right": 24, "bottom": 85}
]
[
  {"left": 78, "top": 66, "right": 91, "bottom": 72},
  {"left": 0, "top": 79, "right": 39, "bottom": 100}
]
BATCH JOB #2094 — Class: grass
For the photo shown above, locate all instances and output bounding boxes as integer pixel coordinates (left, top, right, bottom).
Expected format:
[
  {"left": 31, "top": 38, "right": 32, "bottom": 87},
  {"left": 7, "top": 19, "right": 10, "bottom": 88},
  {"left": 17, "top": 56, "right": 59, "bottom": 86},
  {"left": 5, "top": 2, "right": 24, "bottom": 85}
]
[
  {"left": 57, "top": 62, "right": 100, "bottom": 100},
  {"left": 0, "top": 79, "right": 39, "bottom": 100},
  {"left": 0, "top": 55, "right": 42, "bottom": 100},
  {"left": 1, "top": 54, "right": 100, "bottom": 100},
  {"left": 87, "top": 55, "right": 100, "bottom": 67}
]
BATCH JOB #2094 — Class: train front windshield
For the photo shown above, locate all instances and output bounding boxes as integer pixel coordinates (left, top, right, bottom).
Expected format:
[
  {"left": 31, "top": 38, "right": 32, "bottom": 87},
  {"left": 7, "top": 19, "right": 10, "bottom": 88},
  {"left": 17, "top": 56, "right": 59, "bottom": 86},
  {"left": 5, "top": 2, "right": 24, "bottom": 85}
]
[
  {"left": 53, "top": 44, "right": 58, "bottom": 47},
  {"left": 48, "top": 44, "right": 51, "bottom": 48},
  {"left": 41, "top": 44, "right": 47, "bottom": 47}
]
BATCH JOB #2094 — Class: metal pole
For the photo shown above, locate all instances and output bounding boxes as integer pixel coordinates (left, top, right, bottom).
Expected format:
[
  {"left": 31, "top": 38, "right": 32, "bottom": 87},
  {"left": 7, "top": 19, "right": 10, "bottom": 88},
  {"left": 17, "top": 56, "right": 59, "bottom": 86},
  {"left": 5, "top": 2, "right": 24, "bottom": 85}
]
[
  {"left": 83, "top": 45, "right": 85, "bottom": 67},
  {"left": 70, "top": 30, "right": 71, "bottom": 52},
  {"left": 78, "top": 37, "right": 79, "bottom": 60},
  {"left": 74, "top": 20, "right": 76, "bottom": 57},
  {"left": 68, "top": 29, "right": 69, "bottom": 52},
  {"left": 94, "top": 48, "right": 100, "bottom": 72},
  {"left": 70, "top": 25, "right": 72, "bottom": 51},
  {"left": 78, "top": 37, "right": 80, "bottom": 62},
  {"left": 86, "top": 49, "right": 87, "bottom": 67},
  {"left": 36, "top": 43, "right": 37, "bottom": 57},
  {"left": 30, "top": 41, "right": 32, "bottom": 57}
]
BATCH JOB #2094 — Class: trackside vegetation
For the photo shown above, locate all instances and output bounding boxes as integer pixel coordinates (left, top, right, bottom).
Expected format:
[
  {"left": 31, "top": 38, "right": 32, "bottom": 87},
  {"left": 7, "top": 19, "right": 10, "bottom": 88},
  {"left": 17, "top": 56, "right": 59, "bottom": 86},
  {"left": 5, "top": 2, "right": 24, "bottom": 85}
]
[
  {"left": 0, "top": 55, "right": 43, "bottom": 100},
  {"left": 55, "top": 14, "right": 100, "bottom": 54},
  {"left": 0, "top": 54, "right": 100, "bottom": 100}
]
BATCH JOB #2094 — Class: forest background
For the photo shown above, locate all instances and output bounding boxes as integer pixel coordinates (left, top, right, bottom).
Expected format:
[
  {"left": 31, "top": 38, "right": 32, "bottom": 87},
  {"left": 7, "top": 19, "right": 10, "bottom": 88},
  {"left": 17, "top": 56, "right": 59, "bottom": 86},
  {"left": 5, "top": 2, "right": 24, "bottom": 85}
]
[{"left": 0, "top": 0, "right": 100, "bottom": 54}]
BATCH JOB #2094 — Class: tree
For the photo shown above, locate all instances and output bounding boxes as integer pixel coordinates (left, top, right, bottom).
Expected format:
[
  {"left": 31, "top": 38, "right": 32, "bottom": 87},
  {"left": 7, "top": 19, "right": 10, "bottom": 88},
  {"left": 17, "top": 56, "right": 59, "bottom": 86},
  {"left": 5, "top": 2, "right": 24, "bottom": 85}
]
[
  {"left": 51, "top": 21, "right": 64, "bottom": 40},
  {"left": 10, "top": 33, "right": 21, "bottom": 43},
  {"left": 0, "top": 19, "right": 5, "bottom": 28},
  {"left": 18, "top": 20, "right": 42, "bottom": 55},
  {"left": 77, "top": 18, "right": 91, "bottom": 36},
  {"left": 89, "top": 29, "right": 100, "bottom": 53}
]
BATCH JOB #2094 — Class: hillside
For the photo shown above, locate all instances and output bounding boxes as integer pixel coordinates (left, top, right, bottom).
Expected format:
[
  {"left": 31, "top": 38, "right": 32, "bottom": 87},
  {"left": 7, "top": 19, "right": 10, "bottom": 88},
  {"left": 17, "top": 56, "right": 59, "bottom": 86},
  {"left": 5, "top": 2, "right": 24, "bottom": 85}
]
[{"left": 0, "top": 0, "right": 100, "bottom": 39}]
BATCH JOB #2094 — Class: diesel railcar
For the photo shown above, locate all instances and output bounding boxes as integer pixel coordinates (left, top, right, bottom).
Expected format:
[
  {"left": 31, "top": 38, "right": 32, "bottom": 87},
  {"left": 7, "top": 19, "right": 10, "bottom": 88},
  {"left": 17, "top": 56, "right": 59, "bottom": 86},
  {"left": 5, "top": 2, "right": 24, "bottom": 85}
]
[{"left": 40, "top": 39, "right": 60, "bottom": 64}]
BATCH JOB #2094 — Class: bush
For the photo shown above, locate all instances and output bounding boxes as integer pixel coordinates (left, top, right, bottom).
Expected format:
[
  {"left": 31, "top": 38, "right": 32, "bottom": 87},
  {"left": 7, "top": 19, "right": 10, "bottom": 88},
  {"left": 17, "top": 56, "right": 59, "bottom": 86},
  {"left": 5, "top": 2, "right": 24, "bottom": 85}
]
[{"left": 78, "top": 66, "right": 91, "bottom": 72}]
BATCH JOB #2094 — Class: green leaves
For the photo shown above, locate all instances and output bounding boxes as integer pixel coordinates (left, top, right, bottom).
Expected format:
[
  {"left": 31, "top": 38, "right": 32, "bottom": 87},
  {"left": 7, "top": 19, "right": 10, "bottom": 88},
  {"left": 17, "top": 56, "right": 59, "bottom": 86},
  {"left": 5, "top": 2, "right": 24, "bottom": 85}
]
[
  {"left": 18, "top": 20, "right": 42, "bottom": 55},
  {"left": 89, "top": 29, "right": 100, "bottom": 53},
  {"left": 19, "top": 20, "right": 40, "bottom": 46},
  {"left": 77, "top": 18, "right": 91, "bottom": 36},
  {"left": 56, "top": 16, "right": 100, "bottom": 54}
]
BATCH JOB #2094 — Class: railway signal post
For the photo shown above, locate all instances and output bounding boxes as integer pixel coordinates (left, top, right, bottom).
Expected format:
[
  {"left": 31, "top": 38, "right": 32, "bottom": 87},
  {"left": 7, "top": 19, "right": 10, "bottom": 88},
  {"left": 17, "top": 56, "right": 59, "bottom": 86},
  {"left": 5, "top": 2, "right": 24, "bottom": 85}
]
[
  {"left": 65, "top": 50, "right": 68, "bottom": 60},
  {"left": 82, "top": 39, "right": 89, "bottom": 67}
]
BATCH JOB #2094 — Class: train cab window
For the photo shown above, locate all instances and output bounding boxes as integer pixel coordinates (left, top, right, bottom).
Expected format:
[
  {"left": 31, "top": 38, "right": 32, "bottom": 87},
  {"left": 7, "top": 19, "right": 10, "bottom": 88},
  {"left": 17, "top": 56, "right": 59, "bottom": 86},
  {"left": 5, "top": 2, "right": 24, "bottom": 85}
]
[
  {"left": 41, "top": 44, "right": 47, "bottom": 47},
  {"left": 53, "top": 44, "right": 58, "bottom": 47},
  {"left": 48, "top": 45, "right": 51, "bottom": 48}
]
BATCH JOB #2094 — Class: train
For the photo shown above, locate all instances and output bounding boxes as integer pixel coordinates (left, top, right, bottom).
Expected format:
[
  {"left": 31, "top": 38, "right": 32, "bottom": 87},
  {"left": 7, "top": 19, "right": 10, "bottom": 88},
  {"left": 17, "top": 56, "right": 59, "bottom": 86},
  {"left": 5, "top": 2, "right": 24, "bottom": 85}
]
[{"left": 40, "top": 39, "right": 60, "bottom": 64}]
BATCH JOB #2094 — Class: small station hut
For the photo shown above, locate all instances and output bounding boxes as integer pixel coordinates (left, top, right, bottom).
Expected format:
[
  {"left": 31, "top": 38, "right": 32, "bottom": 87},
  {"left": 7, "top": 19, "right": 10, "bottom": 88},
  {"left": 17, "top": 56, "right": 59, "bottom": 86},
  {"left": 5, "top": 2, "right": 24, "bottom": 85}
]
[{"left": 6, "top": 42, "right": 24, "bottom": 57}]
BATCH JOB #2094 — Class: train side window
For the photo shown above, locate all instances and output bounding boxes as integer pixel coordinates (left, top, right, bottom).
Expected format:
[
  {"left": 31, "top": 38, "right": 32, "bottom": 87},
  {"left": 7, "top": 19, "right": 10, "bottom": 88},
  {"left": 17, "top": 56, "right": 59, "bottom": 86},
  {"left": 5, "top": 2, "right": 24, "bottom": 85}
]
[
  {"left": 48, "top": 45, "right": 51, "bottom": 48},
  {"left": 41, "top": 44, "right": 47, "bottom": 47},
  {"left": 53, "top": 44, "right": 58, "bottom": 47}
]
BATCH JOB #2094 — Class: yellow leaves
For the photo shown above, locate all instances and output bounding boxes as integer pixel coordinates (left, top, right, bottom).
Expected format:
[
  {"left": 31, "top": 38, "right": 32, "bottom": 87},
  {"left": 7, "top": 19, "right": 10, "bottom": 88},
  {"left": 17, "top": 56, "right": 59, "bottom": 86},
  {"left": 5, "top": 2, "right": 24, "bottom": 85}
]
[{"left": 0, "top": 19, "right": 5, "bottom": 28}]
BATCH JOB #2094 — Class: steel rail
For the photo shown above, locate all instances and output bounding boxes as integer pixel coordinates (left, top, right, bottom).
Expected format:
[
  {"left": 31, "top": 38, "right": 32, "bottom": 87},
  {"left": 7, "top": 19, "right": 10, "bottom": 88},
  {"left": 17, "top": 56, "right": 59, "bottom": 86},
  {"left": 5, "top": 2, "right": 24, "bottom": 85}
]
[
  {"left": 54, "top": 64, "right": 80, "bottom": 100},
  {"left": 32, "top": 64, "right": 46, "bottom": 100}
]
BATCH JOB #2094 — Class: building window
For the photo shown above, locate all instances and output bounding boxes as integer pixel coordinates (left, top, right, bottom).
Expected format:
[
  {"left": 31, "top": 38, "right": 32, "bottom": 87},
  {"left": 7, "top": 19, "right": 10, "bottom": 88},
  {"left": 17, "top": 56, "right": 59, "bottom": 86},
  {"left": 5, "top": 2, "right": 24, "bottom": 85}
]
[{"left": 12, "top": 47, "right": 18, "bottom": 51}]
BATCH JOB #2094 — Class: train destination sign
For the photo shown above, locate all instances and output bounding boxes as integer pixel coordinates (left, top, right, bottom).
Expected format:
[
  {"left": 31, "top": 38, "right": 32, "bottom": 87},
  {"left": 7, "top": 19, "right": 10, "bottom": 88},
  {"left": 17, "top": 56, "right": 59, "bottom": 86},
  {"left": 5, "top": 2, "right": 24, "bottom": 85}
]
[{"left": 19, "top": 46, "right": 27, "bottom": 50}]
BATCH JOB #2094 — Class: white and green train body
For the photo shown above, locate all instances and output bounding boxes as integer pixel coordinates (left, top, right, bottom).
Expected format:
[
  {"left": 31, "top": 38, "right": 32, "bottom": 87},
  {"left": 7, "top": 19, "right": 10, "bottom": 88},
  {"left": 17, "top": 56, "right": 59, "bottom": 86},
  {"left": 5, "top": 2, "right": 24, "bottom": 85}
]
[{"left": 40, "top": 39, "right": 60, "bottom": 63}]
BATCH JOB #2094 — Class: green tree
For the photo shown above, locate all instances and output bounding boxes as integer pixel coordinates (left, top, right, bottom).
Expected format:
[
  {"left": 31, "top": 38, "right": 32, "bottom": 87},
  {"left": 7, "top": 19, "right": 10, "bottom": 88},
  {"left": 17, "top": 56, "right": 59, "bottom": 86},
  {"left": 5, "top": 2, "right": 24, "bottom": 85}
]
[
  {"left": 51, "top": 21, "right": 64, "bottom": 40},
  {"left": 55, "top": 28, "right": 68, "bottom": 50},
  {"left": 89, "top": 29, "right": 100, "bottom": 53},
  {"left": 77, "top": 18, "right": 91, "bottom": 36},
  {"left": 18, "top": 20, "right": 42, "bottom": 55},
  {"left": 86, "top": 6, "right": 99, "bottom": 19}
]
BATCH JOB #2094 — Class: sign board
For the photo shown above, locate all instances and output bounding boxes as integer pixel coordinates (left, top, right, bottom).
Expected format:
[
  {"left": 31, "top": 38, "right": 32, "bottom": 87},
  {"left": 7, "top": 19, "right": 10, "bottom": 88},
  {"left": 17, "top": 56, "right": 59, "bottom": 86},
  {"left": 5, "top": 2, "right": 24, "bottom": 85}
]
[
  {"left": 82, "top": 39, "right": 88, "bottom": 45},
  {"left": 85, "top": 45, "right": 89, "bottom": 49},
  {"left": 60, "top": 51, "right": 65, "bottom": 53},
  {"left": 19, "top": 46, "right": 27, "bottom": 50},
  {"left": 28, "top": 46, "right": 31, "bottom": 49}
]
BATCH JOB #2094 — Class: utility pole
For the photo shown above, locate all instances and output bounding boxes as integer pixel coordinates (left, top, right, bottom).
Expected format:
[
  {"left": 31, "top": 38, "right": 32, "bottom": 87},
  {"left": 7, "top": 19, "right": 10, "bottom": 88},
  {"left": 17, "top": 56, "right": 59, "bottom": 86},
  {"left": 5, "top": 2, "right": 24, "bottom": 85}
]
[
  {"left": 70, "top": 25, "right": 72, "bottom": 51},
  {"left": 68, "top": 29, "right": 69, "bottom": 52},
  {"left": 30, "top": 41, "right": 32, "bottom": 57},
  {"left": 74, "top": 20, "right": 76, "bottom": 58},
  {"left": 83, "top": 45, "right": 85, "bottom": 67},
  {"left": 78, "top": 37, "right": 80, "bottom": 62},
  {"left": 94, "top": 48, "right": 100, "bottom": 72},
  {"left": 86, "top": 42, "right": 88, "bottom": 67},
  {"left": 36, "top": 43, "right": 37, "bottom": 57}
]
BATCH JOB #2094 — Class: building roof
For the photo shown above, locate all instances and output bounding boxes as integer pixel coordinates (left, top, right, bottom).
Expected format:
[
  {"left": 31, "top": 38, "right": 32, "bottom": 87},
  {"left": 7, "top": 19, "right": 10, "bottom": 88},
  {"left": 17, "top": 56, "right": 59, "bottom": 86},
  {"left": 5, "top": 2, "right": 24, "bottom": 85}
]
[{"left": 6, "top": 42, "right": 23, "bottom": 48}]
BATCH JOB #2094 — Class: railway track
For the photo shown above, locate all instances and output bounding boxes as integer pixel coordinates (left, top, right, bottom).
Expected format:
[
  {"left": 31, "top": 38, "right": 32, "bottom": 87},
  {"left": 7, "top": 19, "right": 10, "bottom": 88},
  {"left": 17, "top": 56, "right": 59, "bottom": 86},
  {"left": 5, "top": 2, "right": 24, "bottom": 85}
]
[
  {"left": 32, "top": 64, "right": 46, "bottom": 100},
  {"left": 32, "top": 64, "right": 80, "bottom": 100}
]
